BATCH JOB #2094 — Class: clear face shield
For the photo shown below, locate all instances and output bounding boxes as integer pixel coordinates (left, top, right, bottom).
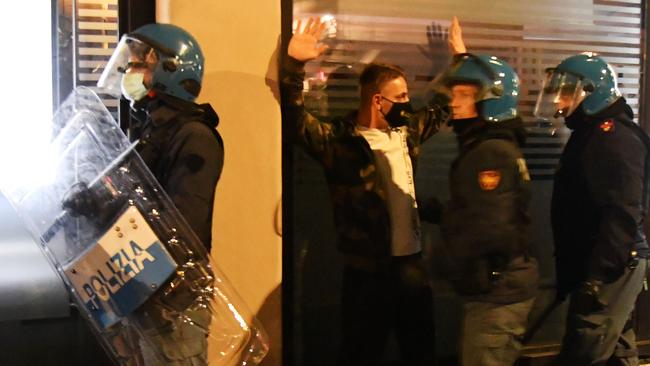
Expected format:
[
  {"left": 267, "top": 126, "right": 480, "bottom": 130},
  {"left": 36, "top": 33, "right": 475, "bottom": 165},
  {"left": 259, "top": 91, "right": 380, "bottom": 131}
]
[
  {"left": 428, "top": 77, "right": 491, "bottom": 121},
  {"left": 428, "top": 56, "right": 506, "bottom": 121},
  {"left": 98, "top": 36, "right": 158, "bottom": 100},
  {"left": 534, "top": 70, "right": 586, "bottom": 119}
]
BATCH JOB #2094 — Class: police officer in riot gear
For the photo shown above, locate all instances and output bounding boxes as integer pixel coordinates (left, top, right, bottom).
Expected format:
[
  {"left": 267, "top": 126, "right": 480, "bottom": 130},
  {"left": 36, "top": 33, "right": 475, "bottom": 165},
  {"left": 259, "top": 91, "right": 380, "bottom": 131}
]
[
  {"left": 98, "top": 23, "right": 224, "bottom": 365},
  {"left": 100, "top": 23, "right": 223, "bottom": 253},
  {"left": 535, "top": 53, "right": 650, "bottom": 366},
  {"left": 434, "top": 53, "right": 539, "bottom": 366}
]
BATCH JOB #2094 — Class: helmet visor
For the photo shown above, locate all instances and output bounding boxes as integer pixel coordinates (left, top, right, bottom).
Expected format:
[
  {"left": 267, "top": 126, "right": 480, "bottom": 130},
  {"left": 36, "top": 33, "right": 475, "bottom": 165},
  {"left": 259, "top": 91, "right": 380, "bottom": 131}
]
[
  {"left": 428, "top": 70, "right": 495, "bottom": 121},
  {"left": 97, "top": 36, "right": 157, "bottom": 98},
  {"left": 431, "top": 54, "right": 504, "bottom": 103},
  {"left": 534, "top": 70, "right": 585, "bottom": 119}
]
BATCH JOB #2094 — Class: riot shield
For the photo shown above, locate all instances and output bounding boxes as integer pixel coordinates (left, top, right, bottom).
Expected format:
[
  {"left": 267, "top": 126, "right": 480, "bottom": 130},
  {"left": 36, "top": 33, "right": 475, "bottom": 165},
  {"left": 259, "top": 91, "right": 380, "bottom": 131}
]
[{"left": 0, "top": 87, "right": 268, "bottom": 365}]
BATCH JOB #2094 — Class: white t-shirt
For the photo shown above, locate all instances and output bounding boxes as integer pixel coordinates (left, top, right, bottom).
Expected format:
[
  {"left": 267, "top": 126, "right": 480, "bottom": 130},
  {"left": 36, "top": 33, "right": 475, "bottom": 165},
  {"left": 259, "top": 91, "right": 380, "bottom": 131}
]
[{"left": 358, "top": 126, "right": 422, "bottom": 256}]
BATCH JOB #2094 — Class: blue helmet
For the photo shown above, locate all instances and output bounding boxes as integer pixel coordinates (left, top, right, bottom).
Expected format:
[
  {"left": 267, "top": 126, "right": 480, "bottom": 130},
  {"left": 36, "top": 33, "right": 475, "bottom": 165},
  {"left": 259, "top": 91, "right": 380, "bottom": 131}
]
[
  {"left": 534, "top": 53, "right": 621, "bottom": 118},
  {"left": 435, "top": 53, "right": 520, "bottom": 122},
  {"left": 99, "top": 23, "right": 204, "bottom": 104}
]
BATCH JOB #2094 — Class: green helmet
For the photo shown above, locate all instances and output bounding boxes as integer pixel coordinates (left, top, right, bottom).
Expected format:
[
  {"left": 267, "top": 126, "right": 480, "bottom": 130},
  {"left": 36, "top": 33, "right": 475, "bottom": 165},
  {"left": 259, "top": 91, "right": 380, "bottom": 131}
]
[
  {"left": 435, "top": 53, "right": 520, "bottom": 122},
  {"left": 534, "top": 53, "right": 621, "bottom": 118}
]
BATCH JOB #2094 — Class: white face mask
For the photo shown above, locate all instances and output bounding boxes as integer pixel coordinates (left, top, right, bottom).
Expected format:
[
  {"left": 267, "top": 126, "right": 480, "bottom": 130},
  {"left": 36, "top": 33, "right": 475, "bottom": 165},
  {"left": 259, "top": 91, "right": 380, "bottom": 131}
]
[{"left": 120, "top": 72, "right": 149, "bottom": 102}]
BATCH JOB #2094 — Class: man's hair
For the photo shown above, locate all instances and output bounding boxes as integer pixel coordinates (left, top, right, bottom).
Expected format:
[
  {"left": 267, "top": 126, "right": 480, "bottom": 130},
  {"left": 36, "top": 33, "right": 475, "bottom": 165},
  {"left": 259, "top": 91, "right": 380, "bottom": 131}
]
[{"left": 359, "top": 63, "right": 406, "bottom": 102}]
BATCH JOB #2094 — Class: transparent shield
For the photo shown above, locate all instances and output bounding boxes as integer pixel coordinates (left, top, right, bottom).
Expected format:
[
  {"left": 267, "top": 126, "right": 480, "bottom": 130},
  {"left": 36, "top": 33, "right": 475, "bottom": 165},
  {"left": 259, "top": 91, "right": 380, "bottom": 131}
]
[
  {"left": 0, "top": 87, "right": 268, "bottom": 365},
  {"left": 534, "top": 71, "right": 584, "bottom": 119}
]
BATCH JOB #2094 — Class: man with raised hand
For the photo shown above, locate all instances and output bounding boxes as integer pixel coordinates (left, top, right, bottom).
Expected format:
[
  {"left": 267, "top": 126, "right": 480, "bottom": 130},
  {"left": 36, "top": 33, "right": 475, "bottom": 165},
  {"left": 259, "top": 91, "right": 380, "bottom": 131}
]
[{"left": 281, "top": 17, "right": 463, "bottom": 366}]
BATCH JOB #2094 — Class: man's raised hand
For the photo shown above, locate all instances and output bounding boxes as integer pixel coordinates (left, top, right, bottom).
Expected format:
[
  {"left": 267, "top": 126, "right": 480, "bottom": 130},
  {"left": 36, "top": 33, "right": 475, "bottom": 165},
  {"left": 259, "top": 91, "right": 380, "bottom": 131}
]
[
  {"left": 449, "top": 16, "right": 467, "bottom": 55},
  {"left": 288, "top": 17, "right": 329, "bottom": 62}
]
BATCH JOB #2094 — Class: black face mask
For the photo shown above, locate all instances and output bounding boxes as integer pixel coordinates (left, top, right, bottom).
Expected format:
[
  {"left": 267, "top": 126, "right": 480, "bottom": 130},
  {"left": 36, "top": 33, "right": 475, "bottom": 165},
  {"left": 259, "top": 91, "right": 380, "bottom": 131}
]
[{"left": 382, "top": 97, "right": 414, "bottom": 128}]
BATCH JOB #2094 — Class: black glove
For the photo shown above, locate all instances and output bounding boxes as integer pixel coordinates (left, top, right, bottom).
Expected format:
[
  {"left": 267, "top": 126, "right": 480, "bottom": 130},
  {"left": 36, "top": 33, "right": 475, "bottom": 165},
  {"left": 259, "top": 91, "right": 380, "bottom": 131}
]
[
  {"left": 62, "top": 180, "right": 128, "bottom": 228},
  {"left": 62, "top": 182, "right": 100, "bottom": 218},
  {"left": 572, "top": 280, "right": 605, "bottom": 314},
  {"left": 425, "top": 91, "right": 451, "bottom": 130}
]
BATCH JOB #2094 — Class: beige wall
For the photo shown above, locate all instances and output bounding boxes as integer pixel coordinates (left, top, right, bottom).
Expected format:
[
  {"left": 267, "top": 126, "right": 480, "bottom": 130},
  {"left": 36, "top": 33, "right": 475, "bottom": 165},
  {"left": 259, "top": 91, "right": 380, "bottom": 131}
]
[{"left": 158, "top": 1, "right": 283, "bottom": 364}]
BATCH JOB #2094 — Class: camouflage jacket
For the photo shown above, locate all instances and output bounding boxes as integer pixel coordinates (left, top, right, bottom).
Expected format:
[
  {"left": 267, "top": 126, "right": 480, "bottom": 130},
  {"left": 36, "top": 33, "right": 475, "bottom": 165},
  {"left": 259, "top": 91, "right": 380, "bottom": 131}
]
[{"left": 281, "top": 57, "right": 445, "bottom": 261}]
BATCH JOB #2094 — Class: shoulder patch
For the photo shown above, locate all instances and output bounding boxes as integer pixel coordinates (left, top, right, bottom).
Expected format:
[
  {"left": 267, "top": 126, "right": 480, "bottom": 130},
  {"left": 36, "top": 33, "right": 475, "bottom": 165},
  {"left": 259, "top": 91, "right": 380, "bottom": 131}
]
[
  {"left": 599, "top": 119, "right": 615, "bottom": 133},
  {"left": 478, "top": 170, "right": 501, "bottom": 191},
  {"left": 516, "top": 158, "right": 531, "bottom": 181}
]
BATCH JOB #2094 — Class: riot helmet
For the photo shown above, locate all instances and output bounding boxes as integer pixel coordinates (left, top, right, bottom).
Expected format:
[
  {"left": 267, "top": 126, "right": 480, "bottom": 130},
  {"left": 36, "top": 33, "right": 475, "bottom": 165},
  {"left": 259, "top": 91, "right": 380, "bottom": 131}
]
[
  {"left": 433, "top": 53, "right": 520, "bottom": 122},
  {"left": 534, "top": 52, "right": 621, "bottom": 119},
  {"left": 98, "top": 23, "right": 204, "bottom": 106}
]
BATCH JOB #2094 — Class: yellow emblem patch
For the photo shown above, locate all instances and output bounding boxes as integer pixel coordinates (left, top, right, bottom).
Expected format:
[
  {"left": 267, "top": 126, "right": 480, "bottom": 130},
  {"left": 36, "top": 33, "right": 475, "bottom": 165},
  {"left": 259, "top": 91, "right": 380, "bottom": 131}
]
[
  {"left": 478, "top": 170, "right": 501, "bottom": 191},
  {"left": 516, "top": 158, "right": 531, "bottom": 181}
]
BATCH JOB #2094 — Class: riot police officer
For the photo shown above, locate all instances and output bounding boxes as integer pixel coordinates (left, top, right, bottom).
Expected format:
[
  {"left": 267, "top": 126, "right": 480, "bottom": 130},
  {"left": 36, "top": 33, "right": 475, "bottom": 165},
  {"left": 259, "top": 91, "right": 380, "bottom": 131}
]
[
  {"left": 100, "top": 24, "right": 223, "bottom": 251},
  {"left": 98, "top": 23, "right": 224, "bottom": 365},
  {"left": 435, "top": 53, "right": 539, "bottom": 366},
  {"left": 535, "top": 53, "right": 650, "bottom": 365}
]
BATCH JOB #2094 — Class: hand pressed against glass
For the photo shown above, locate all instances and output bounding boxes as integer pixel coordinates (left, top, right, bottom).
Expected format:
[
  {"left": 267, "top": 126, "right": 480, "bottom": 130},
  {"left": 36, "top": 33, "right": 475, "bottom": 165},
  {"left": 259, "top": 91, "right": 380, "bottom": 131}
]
[{"left": 288, "top": 17, "right": 329, "bottom": 62}]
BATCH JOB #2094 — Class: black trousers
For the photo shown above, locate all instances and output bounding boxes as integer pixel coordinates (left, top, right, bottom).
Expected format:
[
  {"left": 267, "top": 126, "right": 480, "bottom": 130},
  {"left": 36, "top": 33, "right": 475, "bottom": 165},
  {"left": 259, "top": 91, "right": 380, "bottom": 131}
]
[{"left": 338, "top": 253, "right": 436, "bottom": 366}]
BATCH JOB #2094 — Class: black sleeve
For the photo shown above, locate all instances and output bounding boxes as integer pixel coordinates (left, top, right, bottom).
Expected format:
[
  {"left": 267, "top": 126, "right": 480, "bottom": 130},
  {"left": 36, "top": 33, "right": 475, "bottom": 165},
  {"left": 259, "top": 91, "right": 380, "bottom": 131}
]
[
  {"left": 412, "top": 91, "right": 449, "bottom": 144},
  {"left": 163, "top": 123, "right": 224, "bottom": 250},
  {"left": 583, "top": 125, "right": 646, "bottom": 282},
  {"left": 442, "top": 140, "right": 530, "bottom": 260}
]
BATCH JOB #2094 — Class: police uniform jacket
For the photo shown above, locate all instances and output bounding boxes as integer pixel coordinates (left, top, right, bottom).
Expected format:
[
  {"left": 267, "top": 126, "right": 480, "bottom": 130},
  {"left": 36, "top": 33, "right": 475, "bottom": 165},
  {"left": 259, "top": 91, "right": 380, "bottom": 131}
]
[
  {"left": 553, "top": 98, "right": 649, "bottom": 296},
  {"left": 281, "top": 57, "right": 446, "bottom": 263},
  {"left": 442, "top": 118, "right": 538, "bottom": 304},
  {"left": 133, "top": 94, "right": 224, "bottom": 252}
]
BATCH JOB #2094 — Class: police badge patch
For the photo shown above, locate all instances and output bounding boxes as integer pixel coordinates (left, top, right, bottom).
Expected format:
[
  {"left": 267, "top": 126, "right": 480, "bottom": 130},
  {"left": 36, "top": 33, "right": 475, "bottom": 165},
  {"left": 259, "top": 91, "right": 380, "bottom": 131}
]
[
  {"left": 599, "top": 120, "right": 615, "bottom": 133},
  {"left": 65, "top": 206, "right": 178, "bottom": 328},
  {"left": 478, "top": 170, "right": 501, "bottom": 191}
]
